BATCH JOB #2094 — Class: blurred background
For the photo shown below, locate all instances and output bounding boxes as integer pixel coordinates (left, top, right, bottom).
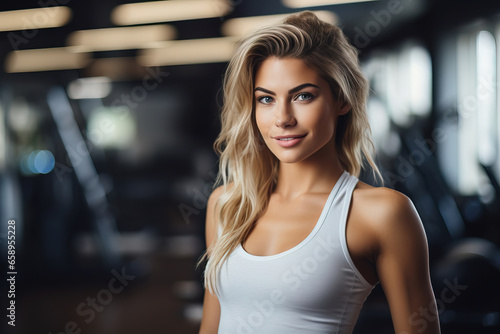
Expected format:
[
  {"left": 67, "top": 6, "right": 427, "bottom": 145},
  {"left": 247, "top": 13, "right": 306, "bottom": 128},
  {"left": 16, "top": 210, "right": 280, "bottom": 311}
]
[{"left": 0, "top": 0, "right": 499, "bottom": 333}]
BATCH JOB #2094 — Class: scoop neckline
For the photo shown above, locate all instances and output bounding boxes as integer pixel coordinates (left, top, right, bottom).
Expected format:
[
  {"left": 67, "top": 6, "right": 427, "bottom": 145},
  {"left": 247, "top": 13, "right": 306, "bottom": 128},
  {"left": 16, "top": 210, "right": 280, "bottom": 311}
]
[{"left": 237, "top": 170, "right": 349, "bottom": 261}]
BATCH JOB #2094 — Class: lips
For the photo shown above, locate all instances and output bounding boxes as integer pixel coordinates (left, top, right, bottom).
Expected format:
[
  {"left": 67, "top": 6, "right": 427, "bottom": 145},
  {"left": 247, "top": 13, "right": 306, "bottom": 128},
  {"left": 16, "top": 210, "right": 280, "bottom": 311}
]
[{"left": 272, "top": 134, "right": 307, "bottom": 148}]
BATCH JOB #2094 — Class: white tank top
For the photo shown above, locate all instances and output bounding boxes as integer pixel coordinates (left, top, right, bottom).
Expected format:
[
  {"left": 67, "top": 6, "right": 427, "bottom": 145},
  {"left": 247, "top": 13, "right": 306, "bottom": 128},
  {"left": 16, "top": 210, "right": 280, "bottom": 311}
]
[{"left": 215, "top": 171, "right": 376, "bottom": 334}]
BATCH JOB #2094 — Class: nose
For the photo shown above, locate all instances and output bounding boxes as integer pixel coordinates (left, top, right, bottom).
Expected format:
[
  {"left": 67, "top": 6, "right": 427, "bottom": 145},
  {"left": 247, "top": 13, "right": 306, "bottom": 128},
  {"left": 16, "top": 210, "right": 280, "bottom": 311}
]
[{"left": 275, "top": 102, "right": 296, "bottom": 128}]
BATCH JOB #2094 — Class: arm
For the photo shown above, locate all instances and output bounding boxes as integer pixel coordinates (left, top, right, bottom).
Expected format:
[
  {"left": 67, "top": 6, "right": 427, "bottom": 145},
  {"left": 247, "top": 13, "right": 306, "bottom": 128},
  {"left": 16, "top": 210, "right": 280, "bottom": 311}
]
[
  {"left": 199, "top": 290, "right": 220, "bottom": 334},
  {"left": 374, "top": 191, "right": 441, "bottom": 334},
  {"left": 199, "top": 187, "right": 223, "bottom": 334}
]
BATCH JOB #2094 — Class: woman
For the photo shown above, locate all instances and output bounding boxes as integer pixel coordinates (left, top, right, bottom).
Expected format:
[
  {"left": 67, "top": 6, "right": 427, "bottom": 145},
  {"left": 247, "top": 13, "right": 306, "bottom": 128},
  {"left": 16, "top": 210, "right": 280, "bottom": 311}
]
[{"left": 198, "top": 11, "right": 440, "bottom": 334}]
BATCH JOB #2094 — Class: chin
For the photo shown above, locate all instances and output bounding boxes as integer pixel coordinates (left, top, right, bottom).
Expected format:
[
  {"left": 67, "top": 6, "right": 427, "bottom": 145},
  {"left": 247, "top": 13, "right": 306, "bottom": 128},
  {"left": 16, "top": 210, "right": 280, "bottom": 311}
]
[{"left": 271, "top": 151, "right": 310, "bottom": 164}]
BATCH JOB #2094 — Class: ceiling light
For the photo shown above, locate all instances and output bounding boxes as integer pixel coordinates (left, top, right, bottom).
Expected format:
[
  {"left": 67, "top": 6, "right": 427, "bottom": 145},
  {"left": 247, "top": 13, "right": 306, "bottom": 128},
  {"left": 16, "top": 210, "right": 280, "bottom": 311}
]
[
  {"left": 87, "top": 107, "right": 136, "bottom": 149},
  {"left": 221, "top": 11, "right": 338, "bottom": 37},
  {"left": 67, "top": 77, "right": 112, "bottom": 100},
  {"left": 138, "top": 37, "right": 237, "bottom": 66},
  {"left": 5, "top": 47, "right": 90, "bottom": 73},
  {"left": 112, "top": 0, "right": 232, "bottom": 25},
  {"left": 0, "top": 6, "right": 71, "bottom": 32},
  {"left": 283, "top": 0, "right": 377, "bottom": 8},
  {"left": 67, "top": 25, "right": 177, "bottom": 52}
]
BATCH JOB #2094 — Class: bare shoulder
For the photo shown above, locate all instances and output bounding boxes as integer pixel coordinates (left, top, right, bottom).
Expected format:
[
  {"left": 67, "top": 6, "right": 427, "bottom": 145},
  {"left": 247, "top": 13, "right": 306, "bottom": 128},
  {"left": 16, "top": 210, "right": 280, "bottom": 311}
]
[
  {"left": 207, "top": 184, "right": 226, "bottom": 209},
  {"left": 205, "top": 184, "right": 231, "bottom": 250},
  {"left": 351, "top": 181, "right": 423, "bottom": 238},
  {"left": 353, "top": 182, "right": 415, "bottom": 213},
  {"left": 353, "top": 183, "right": 439, "bottom": 333},
  {"left": 206, "top": 183, "right": 232, "bottom": 225}
]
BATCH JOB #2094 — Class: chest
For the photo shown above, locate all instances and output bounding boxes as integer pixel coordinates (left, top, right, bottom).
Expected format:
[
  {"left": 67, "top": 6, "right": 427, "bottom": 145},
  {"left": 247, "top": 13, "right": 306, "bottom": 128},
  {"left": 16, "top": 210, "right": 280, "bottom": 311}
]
[{"left": 242, "top": 193, "right": 330, "bottom": 256}]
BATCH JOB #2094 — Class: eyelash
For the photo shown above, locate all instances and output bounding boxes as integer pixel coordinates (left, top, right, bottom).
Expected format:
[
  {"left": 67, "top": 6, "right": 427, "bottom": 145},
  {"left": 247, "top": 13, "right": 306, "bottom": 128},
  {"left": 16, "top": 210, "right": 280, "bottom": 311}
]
[
  {"left": 257, "top": 96, "right": 274, "bottom": 104},
  {"left": 256, "top": 92, "right": 315, "bottom": 104},
  {"left": 295, "top": 92, "right": 314, "bottom": 101}
]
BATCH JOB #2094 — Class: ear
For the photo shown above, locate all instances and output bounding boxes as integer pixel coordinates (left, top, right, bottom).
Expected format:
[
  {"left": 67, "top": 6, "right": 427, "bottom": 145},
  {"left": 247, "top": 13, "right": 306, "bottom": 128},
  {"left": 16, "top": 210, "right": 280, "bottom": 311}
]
[{"left": 338, "top": 102, "right": 350, "bottom": 116}]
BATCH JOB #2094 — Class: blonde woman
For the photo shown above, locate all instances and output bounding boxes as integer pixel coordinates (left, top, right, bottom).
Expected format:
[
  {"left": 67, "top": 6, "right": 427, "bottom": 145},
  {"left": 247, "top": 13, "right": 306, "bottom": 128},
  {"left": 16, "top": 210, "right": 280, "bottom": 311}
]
[{"left": 198, "top": 11, "right": 440, "bottom": 334}]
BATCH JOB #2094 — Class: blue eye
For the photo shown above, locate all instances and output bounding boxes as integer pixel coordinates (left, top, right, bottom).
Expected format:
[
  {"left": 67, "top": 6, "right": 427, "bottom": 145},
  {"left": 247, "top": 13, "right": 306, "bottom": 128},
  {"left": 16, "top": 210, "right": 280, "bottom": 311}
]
[
  {"left": 257, "top": 96, "right": 274, "bottom": 104},
  {"left": 295, "top": 93, "right": 314, "bottom": 101}
]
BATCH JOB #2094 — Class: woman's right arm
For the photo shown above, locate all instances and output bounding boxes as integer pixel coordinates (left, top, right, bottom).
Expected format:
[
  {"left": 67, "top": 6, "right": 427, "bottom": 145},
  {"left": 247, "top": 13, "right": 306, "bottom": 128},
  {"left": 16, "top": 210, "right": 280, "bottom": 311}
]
[{"left": 198, "top": 186, "right": 224, "bottom": 334}]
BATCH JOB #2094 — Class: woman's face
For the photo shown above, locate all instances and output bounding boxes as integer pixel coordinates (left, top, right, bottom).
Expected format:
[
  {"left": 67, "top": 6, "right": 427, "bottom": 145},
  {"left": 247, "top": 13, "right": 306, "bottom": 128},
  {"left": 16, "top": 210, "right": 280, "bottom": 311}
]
[{"left": 254, "top": 57, "right": 348, "bottom": 164}]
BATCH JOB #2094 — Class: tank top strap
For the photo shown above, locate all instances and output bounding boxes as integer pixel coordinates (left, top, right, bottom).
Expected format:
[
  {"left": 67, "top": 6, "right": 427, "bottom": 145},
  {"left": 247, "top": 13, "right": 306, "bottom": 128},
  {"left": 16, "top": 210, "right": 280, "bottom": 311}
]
[{"left": 337, "top": 173, "right": 372, "bottom": 288}]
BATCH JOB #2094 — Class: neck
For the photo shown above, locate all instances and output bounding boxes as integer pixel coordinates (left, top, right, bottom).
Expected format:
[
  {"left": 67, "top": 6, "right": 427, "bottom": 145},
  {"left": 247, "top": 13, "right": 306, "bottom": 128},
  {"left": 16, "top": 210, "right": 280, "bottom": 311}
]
[{"left": 274, "top": 139, "right": 345, "bottom": 200}]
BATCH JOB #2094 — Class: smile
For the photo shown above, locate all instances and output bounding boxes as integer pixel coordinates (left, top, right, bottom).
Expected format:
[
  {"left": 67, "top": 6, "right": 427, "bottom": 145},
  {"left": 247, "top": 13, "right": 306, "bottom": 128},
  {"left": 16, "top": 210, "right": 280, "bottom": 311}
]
[{"left": 273, "top": 134, "right": 307, "bottom": 147}]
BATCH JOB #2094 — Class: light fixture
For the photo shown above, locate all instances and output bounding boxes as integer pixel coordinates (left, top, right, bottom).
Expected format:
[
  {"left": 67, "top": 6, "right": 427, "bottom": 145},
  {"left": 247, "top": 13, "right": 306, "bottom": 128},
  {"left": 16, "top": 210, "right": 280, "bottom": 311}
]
[
  {"left": 283, "top": 0, "right": 377, "bottom": 8},
  {"left": 5, "top": 47, "right": 90, "bottom": 73},
  {"left": 0, "top": 6, "right": 71, "bottom": 32},
  {"left": 221, "top": 11, "right": 338, "bottom": 37},
  {"left": 138, "top": 37, "right": 237, "bottom": 66},
  {"left": 112, "top": 0, "right": 232, "bottom": 25},
  {"left": 67, "top": 25, "right": 177, "bottom": 52},
  {"left": 87, "top": 107, "right": 136, "bottom": 149},
  {"left": 67, "top": 77, "right": 112, "bottom": 100}
]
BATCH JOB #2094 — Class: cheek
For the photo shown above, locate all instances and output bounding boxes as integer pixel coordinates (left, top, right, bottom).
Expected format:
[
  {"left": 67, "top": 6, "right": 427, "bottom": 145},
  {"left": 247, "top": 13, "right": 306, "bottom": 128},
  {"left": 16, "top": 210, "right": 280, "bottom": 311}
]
[
  {"left": 308, "top": 106, "right": 336, "bottom": 136},
  {"left": 255, "top": 109, "right": 270, "bottom": 135}
]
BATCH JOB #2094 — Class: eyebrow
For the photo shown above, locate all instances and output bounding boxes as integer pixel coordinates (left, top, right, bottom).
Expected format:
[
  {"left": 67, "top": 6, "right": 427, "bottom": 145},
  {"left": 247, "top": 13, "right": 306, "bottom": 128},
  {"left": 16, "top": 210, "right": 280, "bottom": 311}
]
[{"left": 254, "top": 83, "right": 320, "bottom": 95}]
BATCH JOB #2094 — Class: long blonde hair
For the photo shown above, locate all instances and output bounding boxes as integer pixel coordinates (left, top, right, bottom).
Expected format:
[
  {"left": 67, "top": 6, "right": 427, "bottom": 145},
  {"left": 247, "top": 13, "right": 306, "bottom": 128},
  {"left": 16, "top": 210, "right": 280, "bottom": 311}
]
[{"left": 200, "top": 11, "right": 381, "bottom": 294}]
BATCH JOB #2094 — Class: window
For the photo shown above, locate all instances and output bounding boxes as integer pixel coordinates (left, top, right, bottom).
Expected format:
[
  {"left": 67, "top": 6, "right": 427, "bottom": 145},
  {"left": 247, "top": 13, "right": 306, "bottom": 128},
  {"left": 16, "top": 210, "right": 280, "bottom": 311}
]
[
  {"left": 455, "top": 29, "right": 497, "bottom": 195},
  {"left": 363, "top": 41, "right": 432, "bottom": 153}
]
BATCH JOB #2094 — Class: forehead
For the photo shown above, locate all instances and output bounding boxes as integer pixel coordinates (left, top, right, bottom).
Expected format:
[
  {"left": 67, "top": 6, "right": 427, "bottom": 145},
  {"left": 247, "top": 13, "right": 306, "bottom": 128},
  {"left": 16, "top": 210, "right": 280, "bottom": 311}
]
[{"left": 254, "top": 57, "right": 323, "bottom": 89}]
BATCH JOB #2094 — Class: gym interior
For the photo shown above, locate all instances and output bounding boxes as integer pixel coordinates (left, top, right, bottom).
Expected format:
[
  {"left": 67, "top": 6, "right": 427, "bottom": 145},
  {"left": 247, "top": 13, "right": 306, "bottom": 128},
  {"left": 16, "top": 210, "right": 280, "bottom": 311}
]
[{"left": 0, "top": 0, "right": 499, "bottom": 333}]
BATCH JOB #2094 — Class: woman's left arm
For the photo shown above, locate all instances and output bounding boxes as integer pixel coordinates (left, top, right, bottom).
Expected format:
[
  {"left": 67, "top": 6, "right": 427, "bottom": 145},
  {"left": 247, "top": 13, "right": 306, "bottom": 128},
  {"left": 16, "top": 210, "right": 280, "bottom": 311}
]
[{"left": 374, "top": 190, "right": 441, "bottom": 334}]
